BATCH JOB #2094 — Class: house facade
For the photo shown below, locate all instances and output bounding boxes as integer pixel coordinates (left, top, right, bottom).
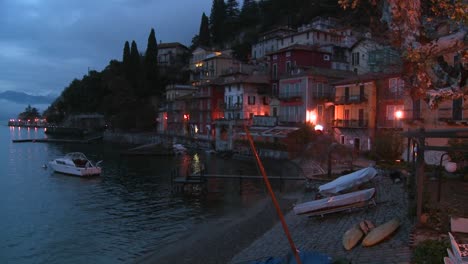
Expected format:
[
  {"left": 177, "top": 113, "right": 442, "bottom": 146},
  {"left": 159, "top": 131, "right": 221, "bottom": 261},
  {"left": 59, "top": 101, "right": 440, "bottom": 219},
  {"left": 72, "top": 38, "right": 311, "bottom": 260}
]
[
  {"left": 267, "top": 45, "right": 332, "bottom": 96},
  {"left": 222, "top": 73, "right": 271, "bottom": 121},
  {"left": 157, "top": 42, "right": 189, "bottom": 67},
  {"left": 278, "top": 67, "right": 354, "bottom": 129}
]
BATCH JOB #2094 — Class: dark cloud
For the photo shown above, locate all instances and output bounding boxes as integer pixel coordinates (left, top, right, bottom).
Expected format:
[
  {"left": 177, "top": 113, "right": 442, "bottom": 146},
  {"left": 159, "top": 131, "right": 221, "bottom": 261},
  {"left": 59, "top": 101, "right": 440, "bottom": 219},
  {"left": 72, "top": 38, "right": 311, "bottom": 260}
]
[{"left": 0, "top": 0, "right": 211, "bottom": 95}]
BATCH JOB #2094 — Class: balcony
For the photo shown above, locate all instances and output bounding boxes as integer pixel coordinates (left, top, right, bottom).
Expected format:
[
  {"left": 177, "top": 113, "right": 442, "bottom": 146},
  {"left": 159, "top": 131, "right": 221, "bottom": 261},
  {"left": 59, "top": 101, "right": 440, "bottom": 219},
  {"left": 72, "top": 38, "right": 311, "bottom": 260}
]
[
  {"left": 334, "top": 95, "right": 367, "bottom": 105},
  {"left": 332, "top": 119, "right": 369, "bottom": 128},
  {"left": 278, "top": 92, "right": 302, "bottom": 100},
  {"left": 311, "top": 92, "right": 334, "bottom": 101},
  {"left": 221, "top": 103, "right": 243, "bottom": 111}
]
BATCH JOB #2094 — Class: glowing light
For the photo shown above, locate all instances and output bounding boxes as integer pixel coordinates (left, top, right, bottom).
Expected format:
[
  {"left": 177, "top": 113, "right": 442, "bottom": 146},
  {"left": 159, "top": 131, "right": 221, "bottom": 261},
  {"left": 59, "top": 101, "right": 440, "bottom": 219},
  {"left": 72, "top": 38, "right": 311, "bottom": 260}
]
[
  {"left": 306, "top": 110, "right": 317, "bottom": 124},
  {"left": 314, "top": 124, "right": 324, "bottom": 131},
  {"left": 194, "top": 125, "right": 198, "bottom": 134},
  {"left": 395, "top": 110, "right": 403, "bottom": 119}
]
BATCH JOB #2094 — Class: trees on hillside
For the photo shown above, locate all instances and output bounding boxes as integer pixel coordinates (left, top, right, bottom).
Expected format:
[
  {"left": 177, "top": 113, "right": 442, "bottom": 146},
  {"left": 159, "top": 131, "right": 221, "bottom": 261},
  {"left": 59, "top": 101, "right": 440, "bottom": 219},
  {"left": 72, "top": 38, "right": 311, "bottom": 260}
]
[
  {"left": 339, "top": 0, "right": 467, "bottom": 108},
  {"left": 210, "top": 0, "right": 227, "bottom": 46},
  {"left": 18, "top": 105, "right": 40, "bottom": 121},
  {"left": 198, "top": 13, "right": 211, "bottom": 47}
]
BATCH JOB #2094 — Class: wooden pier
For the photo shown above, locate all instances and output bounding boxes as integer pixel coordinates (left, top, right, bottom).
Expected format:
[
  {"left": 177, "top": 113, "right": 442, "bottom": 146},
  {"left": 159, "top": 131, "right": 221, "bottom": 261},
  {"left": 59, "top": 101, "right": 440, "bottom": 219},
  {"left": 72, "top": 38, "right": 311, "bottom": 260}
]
[
  {"left": 171, "top": 171, "right": 308, "bottom": 195},
  {"left": 12, "top": 135, "right": 103, "bottom": 144}
]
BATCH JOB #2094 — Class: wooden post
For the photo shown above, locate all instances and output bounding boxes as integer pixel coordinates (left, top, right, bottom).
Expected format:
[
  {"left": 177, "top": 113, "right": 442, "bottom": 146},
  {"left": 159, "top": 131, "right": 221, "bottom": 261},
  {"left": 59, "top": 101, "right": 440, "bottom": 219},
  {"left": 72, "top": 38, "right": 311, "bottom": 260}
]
[{"left": 416, "top": 128, "right": 425, "bottom": 224}]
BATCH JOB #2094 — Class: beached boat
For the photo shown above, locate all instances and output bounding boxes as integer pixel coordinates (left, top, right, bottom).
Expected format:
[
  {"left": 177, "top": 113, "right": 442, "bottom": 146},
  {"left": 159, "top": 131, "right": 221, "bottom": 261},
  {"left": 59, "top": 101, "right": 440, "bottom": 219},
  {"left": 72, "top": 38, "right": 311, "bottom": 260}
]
[
  {"left": 318, "top": 167, "right": 377, "bottom": 196},
  {"left": 293, "top": 188, "right": 376, "bottom": 216},
  {"left": 49, "top": 152, "right": 101, "bottom": 177}
]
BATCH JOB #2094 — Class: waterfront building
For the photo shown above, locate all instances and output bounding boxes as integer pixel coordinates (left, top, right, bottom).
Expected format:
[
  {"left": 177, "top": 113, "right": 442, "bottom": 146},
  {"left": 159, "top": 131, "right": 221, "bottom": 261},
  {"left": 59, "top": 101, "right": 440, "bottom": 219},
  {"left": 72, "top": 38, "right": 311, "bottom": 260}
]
[
  {"left": 332, "top": 73, "right": 406, "bottom": 152},
  {"left": 277, "top": 67, "right": 354, "bottom": 130},
  {"left": 266, "top": 44, "right": 332, "bottom": 97}
]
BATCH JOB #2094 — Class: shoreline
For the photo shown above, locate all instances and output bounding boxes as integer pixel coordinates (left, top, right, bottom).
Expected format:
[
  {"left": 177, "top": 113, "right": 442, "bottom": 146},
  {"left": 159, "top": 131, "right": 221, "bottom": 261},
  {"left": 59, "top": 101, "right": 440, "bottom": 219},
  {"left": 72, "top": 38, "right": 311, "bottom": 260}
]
[{"left": 135, "top": 194, "right": 300, "bottom": 264}]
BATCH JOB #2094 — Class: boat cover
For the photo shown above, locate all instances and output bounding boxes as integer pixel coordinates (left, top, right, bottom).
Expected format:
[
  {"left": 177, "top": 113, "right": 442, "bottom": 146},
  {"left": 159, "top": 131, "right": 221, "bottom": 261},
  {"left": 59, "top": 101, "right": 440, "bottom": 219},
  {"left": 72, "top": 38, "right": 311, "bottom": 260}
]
[
  {"left": 293, "top": 188, "right": 375, "bottom": 215},
  {"left": 318, "top": 167, "right": 377, "bottom": 196},
  {"left": 243, "top": 250, "right": 332, "bottom": 264}
]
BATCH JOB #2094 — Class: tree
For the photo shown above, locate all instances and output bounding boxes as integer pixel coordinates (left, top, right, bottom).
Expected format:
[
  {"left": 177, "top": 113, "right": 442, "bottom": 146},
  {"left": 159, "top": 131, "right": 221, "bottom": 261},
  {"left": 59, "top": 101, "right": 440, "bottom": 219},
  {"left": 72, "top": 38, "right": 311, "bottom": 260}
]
[
  {"left": 144, "top": 28, "right": 160, "bottom": 96},
  {"left": 18, "top": 105, "right": 40, "bottom": 120},
  {"left": 225, "top": 0, "right": 240, "bottom": 38},
  {"left": 209, "top": 0, "right": 226, "bottom": 46},
  {"left": 339, "top": 0, "right": 467, "bottom": 109},
  {"left": 122, "top": 41, "right": 131, "bottom": 77},
  {"left": 240, "top": 0, "right": 260, "bottom": 28},
  {"left": 198, "top": 13, "right": 211, "bottom": 47}
]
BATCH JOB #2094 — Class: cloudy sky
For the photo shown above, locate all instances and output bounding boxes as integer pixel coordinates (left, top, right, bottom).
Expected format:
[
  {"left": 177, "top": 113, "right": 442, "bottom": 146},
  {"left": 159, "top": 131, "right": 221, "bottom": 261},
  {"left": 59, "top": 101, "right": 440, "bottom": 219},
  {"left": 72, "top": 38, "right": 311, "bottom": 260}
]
[{"left": 0, "top": 0, "right": 212, "bottom": 96}]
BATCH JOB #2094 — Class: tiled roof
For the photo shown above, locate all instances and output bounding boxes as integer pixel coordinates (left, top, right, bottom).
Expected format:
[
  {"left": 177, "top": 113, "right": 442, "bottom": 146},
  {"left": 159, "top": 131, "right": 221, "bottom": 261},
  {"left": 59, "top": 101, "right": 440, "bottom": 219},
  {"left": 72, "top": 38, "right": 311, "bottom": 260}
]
[
  {"left": 267, "top": 44, "right": 329, "bottom": 55},
  {"left": 158, "top": 42, "right": 188, "bottom": 50}
]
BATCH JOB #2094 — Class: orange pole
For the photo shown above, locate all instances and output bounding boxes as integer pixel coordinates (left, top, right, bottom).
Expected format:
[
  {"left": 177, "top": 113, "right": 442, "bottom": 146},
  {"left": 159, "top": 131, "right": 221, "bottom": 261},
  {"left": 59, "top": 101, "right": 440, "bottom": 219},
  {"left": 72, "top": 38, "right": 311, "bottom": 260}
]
[{"left": 244, "top": 125, "right": 302, "bottom": 264}]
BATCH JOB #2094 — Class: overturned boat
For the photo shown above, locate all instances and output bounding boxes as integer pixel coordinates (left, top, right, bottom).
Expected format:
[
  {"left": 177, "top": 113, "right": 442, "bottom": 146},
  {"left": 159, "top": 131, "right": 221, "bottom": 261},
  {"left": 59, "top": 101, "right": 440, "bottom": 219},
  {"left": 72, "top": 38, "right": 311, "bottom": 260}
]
[
  {"left": 293, "top": 188, "right": 376, "bottom": 217},
  {"left": 318, "top": 167, "right": 377, "bottom": 196}
]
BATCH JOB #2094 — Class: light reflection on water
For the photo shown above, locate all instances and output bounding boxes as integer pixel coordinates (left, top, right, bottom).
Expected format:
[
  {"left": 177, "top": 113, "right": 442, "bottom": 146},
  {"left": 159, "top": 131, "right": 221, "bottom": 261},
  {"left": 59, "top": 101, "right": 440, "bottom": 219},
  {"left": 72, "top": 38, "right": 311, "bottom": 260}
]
[{"left": 0, "top": 126, "right": 294, "bottom": 264}]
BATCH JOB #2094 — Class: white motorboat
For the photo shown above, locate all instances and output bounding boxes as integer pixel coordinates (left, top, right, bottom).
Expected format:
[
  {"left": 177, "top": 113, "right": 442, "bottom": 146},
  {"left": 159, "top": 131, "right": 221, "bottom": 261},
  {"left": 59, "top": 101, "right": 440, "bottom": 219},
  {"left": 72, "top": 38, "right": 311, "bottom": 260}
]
[{"left": 49, "top": 152, "right": 102, "bottom": 177}]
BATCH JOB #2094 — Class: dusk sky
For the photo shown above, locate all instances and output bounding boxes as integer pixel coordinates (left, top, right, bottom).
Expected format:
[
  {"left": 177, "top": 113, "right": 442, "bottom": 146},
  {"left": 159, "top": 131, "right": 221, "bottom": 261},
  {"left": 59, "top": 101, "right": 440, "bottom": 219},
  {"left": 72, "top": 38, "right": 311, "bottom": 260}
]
[{"left": 0, "top": 0, "right": 213, "bottom": 96}]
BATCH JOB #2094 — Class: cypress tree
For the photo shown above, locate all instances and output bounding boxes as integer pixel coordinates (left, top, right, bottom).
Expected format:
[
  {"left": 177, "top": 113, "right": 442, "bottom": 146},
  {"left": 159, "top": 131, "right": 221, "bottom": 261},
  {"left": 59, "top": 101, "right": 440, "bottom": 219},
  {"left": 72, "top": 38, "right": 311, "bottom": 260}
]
[
  {"left": 198, "top": 13, "right": 211, "bottom": 47},
  {"left": 123, "top": 41, "right": 130, "bottom": 63},
  {"left": 144, "top": 28, "right": 160, "bottom": 96},
  {"left": 123, "top": 41, "right": 131, "bottom": 78},
  {"left": 130, "top": 40, "right": 140, "bottom": 71},
  {"left": 209, "top": 0, "right": 226, "bottom": 46}
]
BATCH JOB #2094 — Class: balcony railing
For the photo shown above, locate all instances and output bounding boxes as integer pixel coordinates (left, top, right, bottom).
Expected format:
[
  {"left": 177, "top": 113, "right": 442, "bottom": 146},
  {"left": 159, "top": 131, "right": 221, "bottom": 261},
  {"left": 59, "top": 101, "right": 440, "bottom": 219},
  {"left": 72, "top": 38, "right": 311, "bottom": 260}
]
[
  {"left": 332, "top": 119, "right": 369, "bottom": 128},
  {"left": 278, "top": 92, "right": 302, "bottom": 100},
  {"left": 335, "top": 95, "right": 367, "bottom": 104},
  {"left": 222, "top": 103, "right": 243, "bottom": 111}
]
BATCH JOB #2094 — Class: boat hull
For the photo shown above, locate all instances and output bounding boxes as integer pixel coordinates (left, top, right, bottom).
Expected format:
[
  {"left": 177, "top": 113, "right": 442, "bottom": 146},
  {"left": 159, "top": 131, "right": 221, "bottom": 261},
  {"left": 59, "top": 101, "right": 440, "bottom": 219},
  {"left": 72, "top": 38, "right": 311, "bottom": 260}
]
[{"left": 49, "top": 162, "right": 101, "bottom": 177}]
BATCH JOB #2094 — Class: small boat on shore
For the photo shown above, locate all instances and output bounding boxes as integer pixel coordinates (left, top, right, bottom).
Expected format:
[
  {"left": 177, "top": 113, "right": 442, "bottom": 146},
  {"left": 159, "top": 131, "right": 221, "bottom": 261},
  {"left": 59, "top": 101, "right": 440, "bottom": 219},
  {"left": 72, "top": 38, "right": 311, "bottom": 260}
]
[
  {"left": 293, "top": 188, "right": 376, "bottom": 216},
  {"left": 318, "top": 167, "right": 377, "bottom": 196},
  {"left": 48, "top": 152, "right": 102, "bottom": 177}
]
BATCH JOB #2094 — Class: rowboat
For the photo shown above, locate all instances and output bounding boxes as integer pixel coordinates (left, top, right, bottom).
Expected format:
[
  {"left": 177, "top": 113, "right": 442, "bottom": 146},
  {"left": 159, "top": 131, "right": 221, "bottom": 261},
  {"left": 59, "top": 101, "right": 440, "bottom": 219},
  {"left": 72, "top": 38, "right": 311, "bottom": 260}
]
[
  {"left": 318, "top": 167, "right": 377, "bottom": 196},
  {"left": 293, "top": 188, "right": 376, "bottom": 216}
]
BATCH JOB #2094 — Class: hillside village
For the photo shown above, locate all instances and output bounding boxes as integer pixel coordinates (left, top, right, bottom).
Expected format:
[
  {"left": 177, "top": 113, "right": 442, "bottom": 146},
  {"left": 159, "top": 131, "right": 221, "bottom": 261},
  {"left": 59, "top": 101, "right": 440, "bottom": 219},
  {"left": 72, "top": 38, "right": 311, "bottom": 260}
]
[{"left": 156, "top": 15, "right": 467, "bottom": 155}]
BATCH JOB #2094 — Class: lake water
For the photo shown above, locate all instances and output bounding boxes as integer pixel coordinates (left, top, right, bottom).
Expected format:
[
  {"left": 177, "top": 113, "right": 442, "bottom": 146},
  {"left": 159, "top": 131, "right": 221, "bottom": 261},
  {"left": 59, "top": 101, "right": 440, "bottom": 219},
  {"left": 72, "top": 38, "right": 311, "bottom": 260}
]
[{"left": 0, "top": 125, "right": 291, "bottom": 264}]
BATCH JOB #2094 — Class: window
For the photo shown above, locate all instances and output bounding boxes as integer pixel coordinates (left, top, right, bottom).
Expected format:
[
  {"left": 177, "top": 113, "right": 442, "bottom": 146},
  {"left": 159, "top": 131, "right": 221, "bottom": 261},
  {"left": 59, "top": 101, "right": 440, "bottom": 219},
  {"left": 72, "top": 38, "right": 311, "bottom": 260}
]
[
  {"left": 286, "top": 61, "right": 291, "bottom": 72},
  {"left": 323, "top": 55, "right": 330, "bottom": 61},
  {"left": 352, "top": 52, "right": 360, "bottom": 66},
  {"left": 249, "top": 113, "right": 254, "bottom": 119},
  {"left": 286, "top": 51, "right": 291, "bottom": 57},
  {"left": 272, "top": 63, "right": 278, "bottom": 79},
  {"left": 340, "top": 135, "right": 345, "bottom": 144},
  {"left": 386, "top": 105, "right": 404, "bottom": 120},
  {"left": 273, "top": 55, "right": 278, "bottom": 60},
  {"left": 263, "top": 96, "right": 269, "bottom": 105},
  {"left": 291, "top": 36, "right": 294, "bottom": 42},
  {"left": 389, "top": 78, "right": 404, "bottom": 95},
  {"left": 248, "top": 96, "right": 256, "bottom": 105},
  {"left": 272, "top": 83, "right": 278, "bottom": 96},
  {"left": 307, "top": 32, "right": 310, "bottom": 39}
]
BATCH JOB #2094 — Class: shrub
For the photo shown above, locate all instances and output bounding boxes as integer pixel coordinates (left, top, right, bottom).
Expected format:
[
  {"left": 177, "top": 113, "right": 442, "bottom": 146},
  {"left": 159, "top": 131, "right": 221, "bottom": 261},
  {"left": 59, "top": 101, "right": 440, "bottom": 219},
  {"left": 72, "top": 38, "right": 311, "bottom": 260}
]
[{"left": 412, "top": 239, "right": 449, "bottom": 264}]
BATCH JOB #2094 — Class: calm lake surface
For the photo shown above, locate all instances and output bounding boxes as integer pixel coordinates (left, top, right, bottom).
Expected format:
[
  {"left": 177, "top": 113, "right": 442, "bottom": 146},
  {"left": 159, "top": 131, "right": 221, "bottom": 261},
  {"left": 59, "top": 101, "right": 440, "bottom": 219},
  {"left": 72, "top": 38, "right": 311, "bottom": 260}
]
[{"left": 0, "top": 125, "right": 292, "bottom": 264}]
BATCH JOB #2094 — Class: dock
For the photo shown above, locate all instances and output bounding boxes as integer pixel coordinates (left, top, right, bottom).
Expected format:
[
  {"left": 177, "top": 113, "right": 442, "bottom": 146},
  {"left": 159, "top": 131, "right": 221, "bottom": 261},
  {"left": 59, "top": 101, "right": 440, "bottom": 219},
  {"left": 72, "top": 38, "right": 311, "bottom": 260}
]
[
  {"left": 12, "top": 135, "right": 103, "bottom": 144},
  {"left": 171, "top": 173, "right": 308, "bottom": 195}
]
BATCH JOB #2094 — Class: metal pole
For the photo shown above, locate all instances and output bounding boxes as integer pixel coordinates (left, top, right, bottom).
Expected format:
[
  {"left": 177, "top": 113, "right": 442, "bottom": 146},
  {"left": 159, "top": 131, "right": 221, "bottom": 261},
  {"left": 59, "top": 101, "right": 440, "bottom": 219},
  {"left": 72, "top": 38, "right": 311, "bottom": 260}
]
[
  {"left": 244, "top": 125, "right": 302, "bottom": 264},
  {"left": 416, "top": 128, "right": 425, "bottom": 224}
]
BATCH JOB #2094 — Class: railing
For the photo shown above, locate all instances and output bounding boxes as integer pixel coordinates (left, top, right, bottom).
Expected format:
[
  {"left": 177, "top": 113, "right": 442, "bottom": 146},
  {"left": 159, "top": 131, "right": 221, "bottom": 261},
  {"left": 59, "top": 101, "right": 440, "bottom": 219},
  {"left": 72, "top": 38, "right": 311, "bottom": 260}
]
[
  {"left": 335, "top": 95, "right": 367, "bottom": 104},
  {"left": 222, "top": 103, "right": 243, "bottom": 110},
  {"left": 278, "top": 92, "right": 302, "bottom": 100},
  {"left": 311, "top": 93, "right": 334, "bottom": 101},
  {"left": 332, "top": 119, "right": 369, "bottom": 128}
]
